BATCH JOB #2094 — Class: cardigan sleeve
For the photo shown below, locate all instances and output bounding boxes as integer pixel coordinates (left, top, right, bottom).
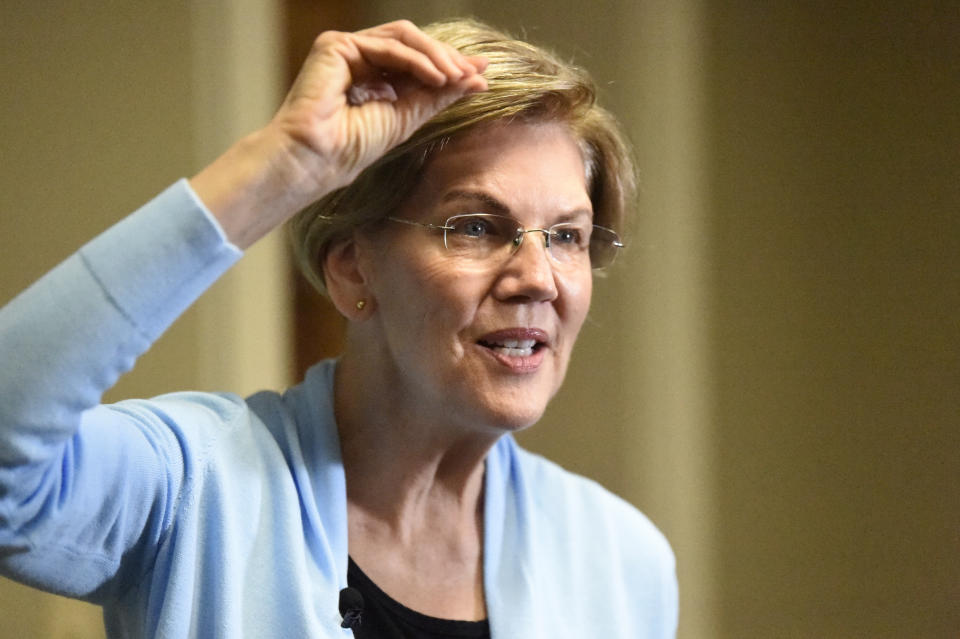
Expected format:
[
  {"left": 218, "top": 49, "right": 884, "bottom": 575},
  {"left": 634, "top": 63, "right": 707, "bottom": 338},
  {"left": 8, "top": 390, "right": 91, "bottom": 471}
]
[{"left": 0, "top": 180, "right": 241, "bottom": 600}]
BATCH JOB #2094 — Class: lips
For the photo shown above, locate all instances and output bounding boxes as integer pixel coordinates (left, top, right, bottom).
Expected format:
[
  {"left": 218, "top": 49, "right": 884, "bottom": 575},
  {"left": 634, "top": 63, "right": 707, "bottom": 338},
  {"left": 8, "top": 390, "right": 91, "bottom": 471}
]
[
  {"left": 477, "top": 328, "right": 549, "bottom": 371},
  {"left": 483, "top": 338, "right": 537, "bottom": 357}
]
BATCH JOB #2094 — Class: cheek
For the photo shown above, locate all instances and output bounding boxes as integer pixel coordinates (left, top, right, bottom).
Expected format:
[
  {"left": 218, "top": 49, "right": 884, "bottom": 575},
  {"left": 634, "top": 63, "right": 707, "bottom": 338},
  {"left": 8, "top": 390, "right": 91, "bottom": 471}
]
[
  {"left": 368, "top": 241, "right": 437, "bottom": 303},
  {"left": 416, "top": 264, "right": 493, "bottom": 356},
  {"left": 373, "top": 250, "right": 486, "bottom": 338},
  {"left": 559, "top": 272, "right": 593, "bottom": 334}
]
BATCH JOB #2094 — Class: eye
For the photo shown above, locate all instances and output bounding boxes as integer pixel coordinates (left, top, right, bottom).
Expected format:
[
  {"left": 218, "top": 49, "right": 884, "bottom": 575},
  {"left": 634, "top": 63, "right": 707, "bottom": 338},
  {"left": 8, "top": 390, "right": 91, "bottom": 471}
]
[
  {"left": 449, "top": 215, "right": 510, "bottom": 240},
  {"left": 551, "top": 225, "right": 586, "bottom": 247},
  {"left": 460, "top": 218, "right": 490, "bottom": 238}
]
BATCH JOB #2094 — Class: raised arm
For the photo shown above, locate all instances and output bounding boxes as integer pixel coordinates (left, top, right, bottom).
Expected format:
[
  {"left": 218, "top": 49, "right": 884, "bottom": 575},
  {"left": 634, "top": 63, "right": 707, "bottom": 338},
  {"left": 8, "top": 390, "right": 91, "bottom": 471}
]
[{"left": 191, "top": 20, "right": 487, "bottom": 249}]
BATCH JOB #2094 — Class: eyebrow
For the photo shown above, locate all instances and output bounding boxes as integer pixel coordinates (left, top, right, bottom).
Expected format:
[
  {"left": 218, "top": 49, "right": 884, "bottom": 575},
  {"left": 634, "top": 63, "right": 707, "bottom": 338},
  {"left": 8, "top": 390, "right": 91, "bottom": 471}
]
[
  {"left": 440, "top": 189, "right": 593, "bottom": 222},
  {"left": 440, "top": 189, "right": 510, "bottom": 215}
]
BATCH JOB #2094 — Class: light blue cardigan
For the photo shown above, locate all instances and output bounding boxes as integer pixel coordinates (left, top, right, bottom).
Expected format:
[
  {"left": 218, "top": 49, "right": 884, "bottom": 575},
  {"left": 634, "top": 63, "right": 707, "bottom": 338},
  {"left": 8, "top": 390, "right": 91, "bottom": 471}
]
[{"left": 0, "top": 181, "right": 677, "bottom": 638}]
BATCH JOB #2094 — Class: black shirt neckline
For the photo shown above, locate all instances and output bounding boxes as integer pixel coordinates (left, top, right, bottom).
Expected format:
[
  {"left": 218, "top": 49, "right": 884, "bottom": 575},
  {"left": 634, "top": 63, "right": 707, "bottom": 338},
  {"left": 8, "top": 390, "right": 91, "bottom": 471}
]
[{"left": 347, "top": 556, "right": 490, "bottom": 638}]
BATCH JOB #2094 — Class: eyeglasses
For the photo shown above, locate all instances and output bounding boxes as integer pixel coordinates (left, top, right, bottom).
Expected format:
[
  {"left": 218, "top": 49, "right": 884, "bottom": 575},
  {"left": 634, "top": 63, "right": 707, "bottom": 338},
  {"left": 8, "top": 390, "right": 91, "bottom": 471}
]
[{"left": 386, "top": 213, "right": 623, "bottom": 269}]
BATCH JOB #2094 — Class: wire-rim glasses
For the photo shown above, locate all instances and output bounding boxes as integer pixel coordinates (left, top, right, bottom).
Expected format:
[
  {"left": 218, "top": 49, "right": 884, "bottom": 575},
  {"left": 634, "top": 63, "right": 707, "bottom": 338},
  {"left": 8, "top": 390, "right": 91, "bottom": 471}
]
[{"left": 387, "top": 213, "right": 623, "bottom": 269}]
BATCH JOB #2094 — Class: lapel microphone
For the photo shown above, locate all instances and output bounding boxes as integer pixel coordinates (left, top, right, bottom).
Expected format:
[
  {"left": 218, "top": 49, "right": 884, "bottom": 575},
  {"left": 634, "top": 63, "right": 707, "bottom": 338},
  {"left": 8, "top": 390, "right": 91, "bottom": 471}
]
[{"left": 339, "top": 587, "right": 365, "bottom": 629}]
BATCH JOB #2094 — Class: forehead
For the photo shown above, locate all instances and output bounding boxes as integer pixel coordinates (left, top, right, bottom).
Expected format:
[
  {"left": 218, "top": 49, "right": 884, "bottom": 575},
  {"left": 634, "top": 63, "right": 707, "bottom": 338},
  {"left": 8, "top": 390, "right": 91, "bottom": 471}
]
[{"left": 402, "top": 121, "right": 593, "bottom": 220}]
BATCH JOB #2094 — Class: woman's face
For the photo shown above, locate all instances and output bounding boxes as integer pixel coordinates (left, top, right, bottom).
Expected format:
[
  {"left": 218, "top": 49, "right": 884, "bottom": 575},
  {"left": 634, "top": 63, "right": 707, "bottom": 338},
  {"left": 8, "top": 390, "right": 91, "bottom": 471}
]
[{"left": 358, "top": 121, "right": 594, "bottom": 434}]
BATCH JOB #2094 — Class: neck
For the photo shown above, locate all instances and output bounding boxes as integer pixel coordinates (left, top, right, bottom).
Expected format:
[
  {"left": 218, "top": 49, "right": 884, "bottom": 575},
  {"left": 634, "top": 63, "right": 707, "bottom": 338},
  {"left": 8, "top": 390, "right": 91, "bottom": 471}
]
[
  {"left": 333, "top": 335, "right": 497, "bottom": 621},
  {"left": 333, "top": 350, "right": 498, "bottom": 530}
]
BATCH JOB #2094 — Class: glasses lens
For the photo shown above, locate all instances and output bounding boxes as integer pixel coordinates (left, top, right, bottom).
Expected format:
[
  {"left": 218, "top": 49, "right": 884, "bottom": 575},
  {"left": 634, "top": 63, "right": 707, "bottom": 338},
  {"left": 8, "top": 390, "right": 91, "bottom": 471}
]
[
  {"left": 546, "top": 223, "right": 591, "bottom": 264},
  {"left": 444, "top": 214, "right": 519, "bottom": 258},
  {"left": 588, "top": 225, "right": 622, "bottom": 268},
  {"left": 442, "top": 214, "right": 621, "bottom": 269}
]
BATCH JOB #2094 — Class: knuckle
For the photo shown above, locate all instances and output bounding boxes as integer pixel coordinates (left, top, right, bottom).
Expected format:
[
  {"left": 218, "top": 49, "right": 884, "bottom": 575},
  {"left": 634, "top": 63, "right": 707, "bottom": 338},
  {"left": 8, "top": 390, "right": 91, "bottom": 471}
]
[
  {"left": 389, "top": 19, "right": 417, "bottom": 31},
  {"left": 313, "top": 30, "right": 346, "bottom": 49}
]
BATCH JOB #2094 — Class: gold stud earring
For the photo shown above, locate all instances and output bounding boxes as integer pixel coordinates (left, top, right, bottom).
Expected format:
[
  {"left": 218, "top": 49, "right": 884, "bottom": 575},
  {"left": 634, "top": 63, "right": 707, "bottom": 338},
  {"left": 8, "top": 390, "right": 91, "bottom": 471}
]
[{"left": 355, "top": 300, "right": 366, "bottom": 311}]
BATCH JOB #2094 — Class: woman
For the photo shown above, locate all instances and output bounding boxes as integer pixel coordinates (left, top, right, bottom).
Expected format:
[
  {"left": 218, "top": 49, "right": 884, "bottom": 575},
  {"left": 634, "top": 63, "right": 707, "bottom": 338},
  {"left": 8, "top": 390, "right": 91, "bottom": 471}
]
[{"left": 0, "top": 18, "right": 677, "bottom": 638}]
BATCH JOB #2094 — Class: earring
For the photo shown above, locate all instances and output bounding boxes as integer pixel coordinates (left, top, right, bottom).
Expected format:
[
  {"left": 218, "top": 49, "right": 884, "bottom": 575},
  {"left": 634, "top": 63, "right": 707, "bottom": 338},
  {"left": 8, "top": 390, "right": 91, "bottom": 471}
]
[{"left": 355, "top": 300, "right": 366, "bottom": 311}]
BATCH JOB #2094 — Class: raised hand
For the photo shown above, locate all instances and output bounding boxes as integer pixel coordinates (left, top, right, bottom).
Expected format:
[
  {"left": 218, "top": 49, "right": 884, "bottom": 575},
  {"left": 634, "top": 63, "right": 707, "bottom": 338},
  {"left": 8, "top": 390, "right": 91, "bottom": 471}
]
[
  {"left": 277, "top": 20, "right": 487, "bottom": 189},
  {"left": 191, "top": 20, "right": 487, "bottom": 249}
]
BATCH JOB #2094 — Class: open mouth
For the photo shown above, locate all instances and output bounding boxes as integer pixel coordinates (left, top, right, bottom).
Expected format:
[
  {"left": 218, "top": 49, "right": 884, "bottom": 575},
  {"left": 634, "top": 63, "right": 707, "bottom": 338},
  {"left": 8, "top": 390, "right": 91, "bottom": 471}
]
[
  {"left": 476, "top": 328, "right": 549, "bottom": 361},
  {"left": 477, "top": 338, "right": 542, "bottom": 358}
]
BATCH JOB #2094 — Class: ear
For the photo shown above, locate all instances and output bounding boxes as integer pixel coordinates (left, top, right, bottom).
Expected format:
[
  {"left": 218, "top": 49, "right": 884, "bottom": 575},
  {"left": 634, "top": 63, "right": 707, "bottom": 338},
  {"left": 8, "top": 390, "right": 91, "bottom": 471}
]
[{"left": 323, "top": 235, "right": 376, "bottom": 320}]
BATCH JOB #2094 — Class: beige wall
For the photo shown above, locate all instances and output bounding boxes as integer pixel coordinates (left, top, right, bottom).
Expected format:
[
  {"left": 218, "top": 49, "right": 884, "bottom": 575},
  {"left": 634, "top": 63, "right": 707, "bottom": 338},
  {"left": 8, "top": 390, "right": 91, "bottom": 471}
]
[
  {"left": 2, "top": 1, "right": 957, "bottom": 638},
  {"left": 703, "top": 3, "right": 958, "bottom": 637}
]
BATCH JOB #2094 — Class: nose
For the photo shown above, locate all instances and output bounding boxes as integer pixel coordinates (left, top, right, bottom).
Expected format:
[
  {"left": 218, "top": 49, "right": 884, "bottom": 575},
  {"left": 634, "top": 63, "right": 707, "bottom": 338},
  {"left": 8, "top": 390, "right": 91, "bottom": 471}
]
[{"left": 494, "top": 229, "right": 559, "bottom": 303}]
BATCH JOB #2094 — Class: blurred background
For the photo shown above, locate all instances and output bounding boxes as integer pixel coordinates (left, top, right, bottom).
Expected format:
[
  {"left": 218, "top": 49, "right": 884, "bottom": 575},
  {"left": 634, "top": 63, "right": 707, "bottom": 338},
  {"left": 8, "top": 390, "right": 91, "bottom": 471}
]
[{"left": 1, "top": 1, "right": 956, "bottom": 637}]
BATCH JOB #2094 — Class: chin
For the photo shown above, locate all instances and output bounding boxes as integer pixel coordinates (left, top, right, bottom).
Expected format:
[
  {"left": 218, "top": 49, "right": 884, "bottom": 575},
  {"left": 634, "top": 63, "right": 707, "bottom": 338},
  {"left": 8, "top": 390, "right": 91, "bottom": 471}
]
[
  {"left": 476, "top": 400, "right": 549, "bottom": 434},
  {"left": 447, "top": 362, "right": 564, "bottom": 435}
]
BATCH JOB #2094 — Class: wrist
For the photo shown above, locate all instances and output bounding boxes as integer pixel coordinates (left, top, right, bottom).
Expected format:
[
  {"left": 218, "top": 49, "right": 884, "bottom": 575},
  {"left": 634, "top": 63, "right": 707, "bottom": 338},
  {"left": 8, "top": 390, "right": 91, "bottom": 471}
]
[{"left": 189, "top": 126, "right": 334, "bottom": 250}]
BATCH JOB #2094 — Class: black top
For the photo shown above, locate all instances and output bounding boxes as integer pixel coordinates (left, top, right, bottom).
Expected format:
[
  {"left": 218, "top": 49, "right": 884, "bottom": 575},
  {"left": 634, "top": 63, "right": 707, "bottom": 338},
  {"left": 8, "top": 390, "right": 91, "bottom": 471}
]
[{"left": 347, "top": 557, "right": 491, "bottom": 639}]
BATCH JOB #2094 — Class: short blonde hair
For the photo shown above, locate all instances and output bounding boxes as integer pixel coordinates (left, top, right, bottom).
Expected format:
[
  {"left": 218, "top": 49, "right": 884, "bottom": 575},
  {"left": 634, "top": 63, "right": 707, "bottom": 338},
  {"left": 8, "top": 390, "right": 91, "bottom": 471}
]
[{"left": 290, "top": 17, "right": 635, "bottom": 295}]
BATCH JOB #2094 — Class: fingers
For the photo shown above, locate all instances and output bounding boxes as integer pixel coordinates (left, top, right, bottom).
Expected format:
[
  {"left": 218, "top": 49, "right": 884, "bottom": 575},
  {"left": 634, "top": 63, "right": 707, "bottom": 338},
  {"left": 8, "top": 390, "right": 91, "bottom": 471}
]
[
  {"left": 268, "top": 21, "right": 489, "bottom": 199},
  {"left": 352, "top": 20, "right": 486, "bottom": 88},
  {"left": 359, "top": 20, "right": 478, "bottom": 80},
  {"left": 348, "top": 33, "right": 449, "bottom": 88}
]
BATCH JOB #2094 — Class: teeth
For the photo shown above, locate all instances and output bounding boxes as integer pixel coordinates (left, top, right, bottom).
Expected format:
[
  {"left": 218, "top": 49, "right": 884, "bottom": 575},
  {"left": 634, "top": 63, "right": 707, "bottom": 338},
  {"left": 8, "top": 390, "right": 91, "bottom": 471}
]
[
  {"left": 491, "top": 345, "right": 534, "bottom": 357},
  {"left": 491, "top": 339, "right": 536, "bottom": 349},
  {"left": 483, "top": 338, "right": 538, "bottom": 357}
]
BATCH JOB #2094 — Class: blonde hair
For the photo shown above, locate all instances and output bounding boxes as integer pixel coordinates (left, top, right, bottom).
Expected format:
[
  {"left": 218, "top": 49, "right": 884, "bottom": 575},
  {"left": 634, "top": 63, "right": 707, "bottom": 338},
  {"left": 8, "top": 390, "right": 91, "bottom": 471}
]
[{"left": 290, "top": 17, "right": 635, "bottom": 295}]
